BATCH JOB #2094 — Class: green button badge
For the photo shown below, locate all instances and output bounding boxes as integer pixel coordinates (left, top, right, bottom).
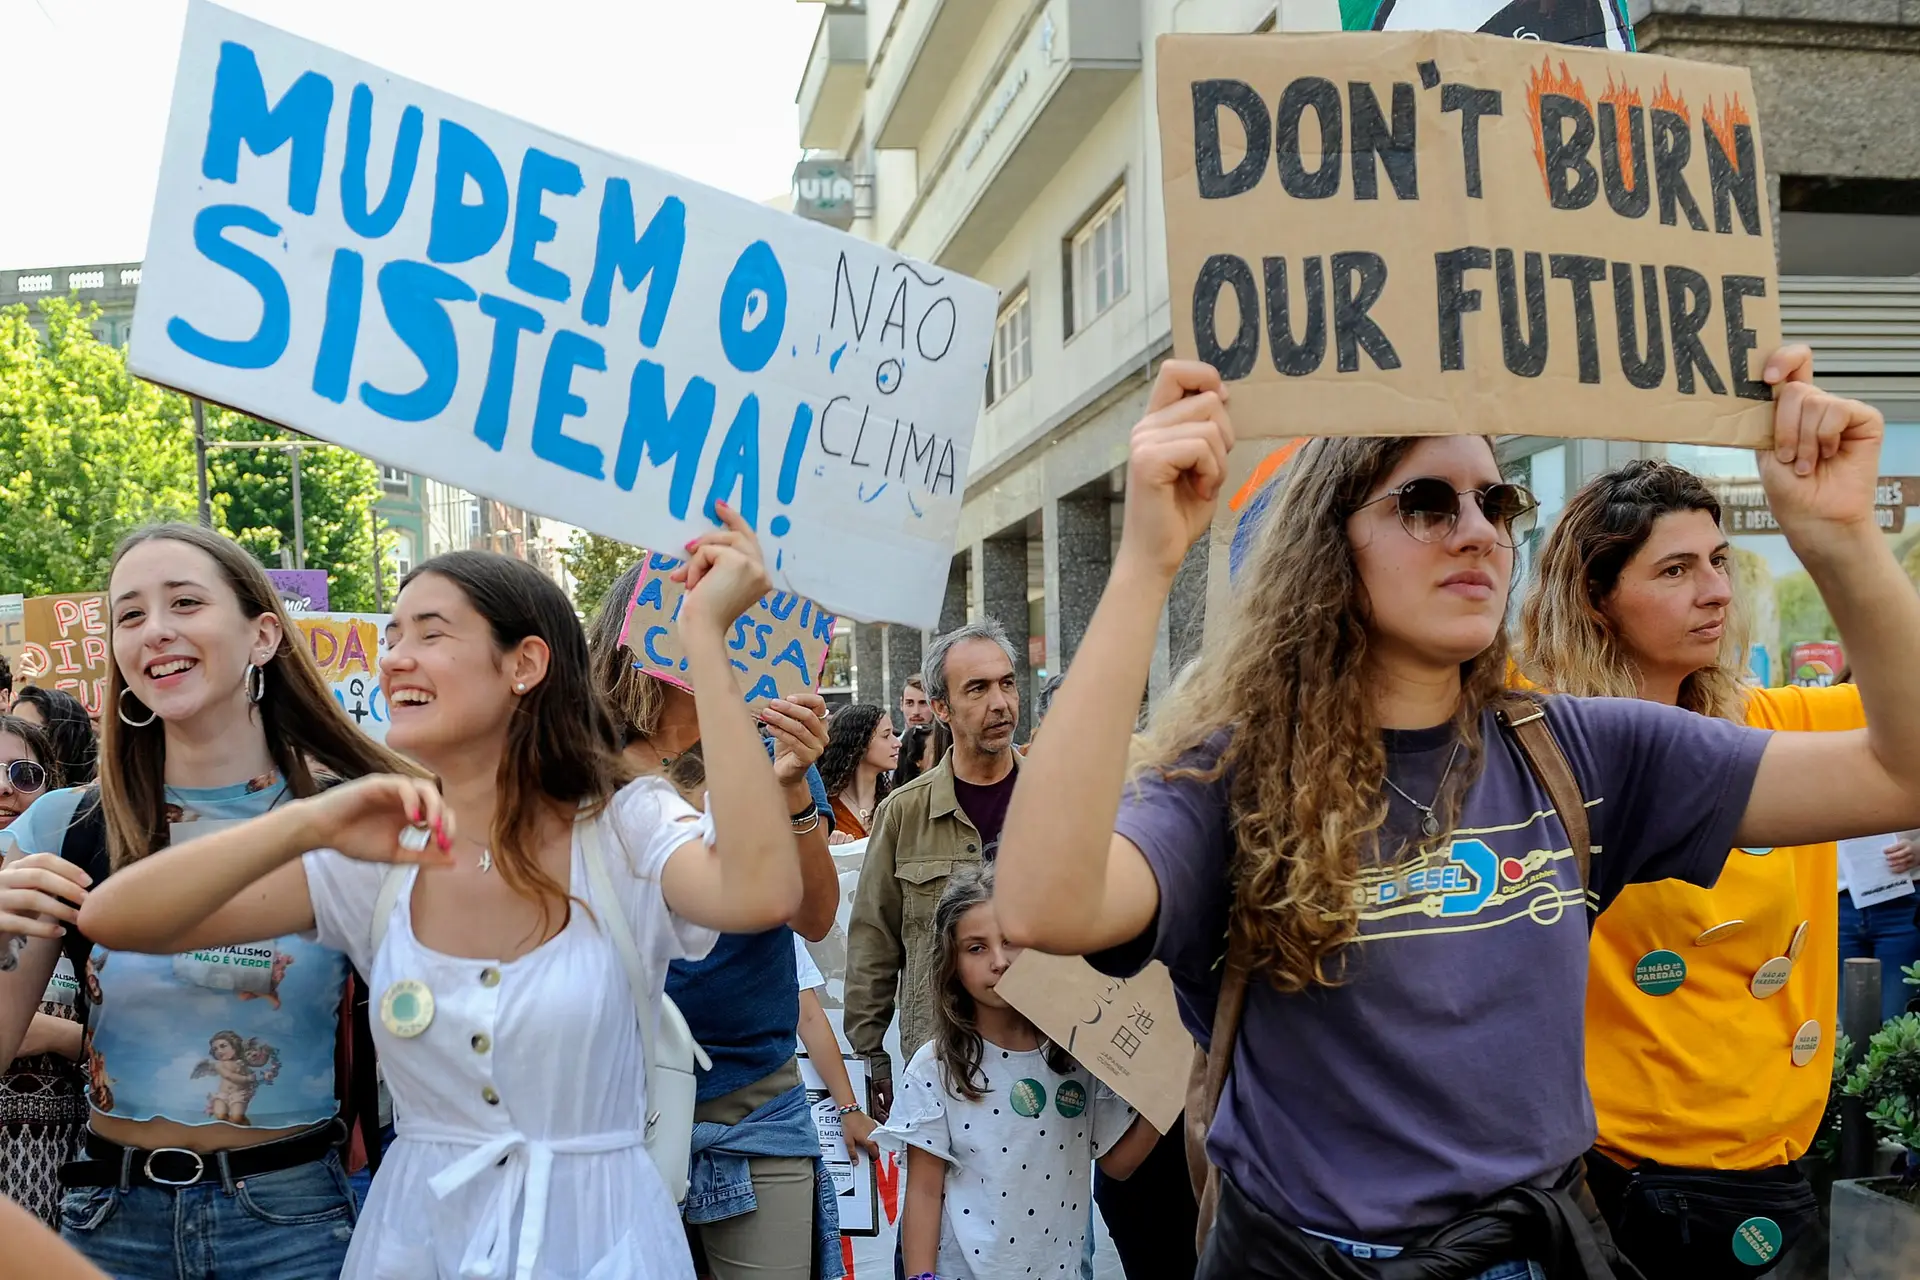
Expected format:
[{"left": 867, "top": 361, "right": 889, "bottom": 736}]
[
  {"left": 1634, "top": 950, "right": 1687, "bottom": 996},
  {"left": 1732, "top": 1215, "right": 1782, "bottom": 1265}
]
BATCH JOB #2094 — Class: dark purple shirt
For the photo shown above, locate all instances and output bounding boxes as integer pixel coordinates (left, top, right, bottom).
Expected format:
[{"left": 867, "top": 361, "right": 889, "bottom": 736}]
[
  {"left": 953, "top": 767, "right": 1018, "bottom": 860},
  {"left": 1090, "top": 695, "right": 1769, "bottom": 1243}
]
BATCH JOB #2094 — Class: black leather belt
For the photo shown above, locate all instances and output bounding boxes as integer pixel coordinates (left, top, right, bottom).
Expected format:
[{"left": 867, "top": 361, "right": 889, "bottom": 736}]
[{"left": 59, "top": 1120, "right": 344, "bottom": 1190}]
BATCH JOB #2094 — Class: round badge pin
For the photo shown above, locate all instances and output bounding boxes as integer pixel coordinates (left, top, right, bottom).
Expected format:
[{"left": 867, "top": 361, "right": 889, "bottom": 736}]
[
  {"left": 1633, "top": 950, "right": 1687, "bottom": 996},
  {"left": 1750, "top": 956, "right": 1793, "bottom": 1000},
  {"left": 1788, "top": 920, "right": 1810, "bottom": 962},
  {"left": 380, "top": 978, "right": 435, "bottom": 1038},
  {"left": 1736, "top": 847, "right": 1775, "bottom": 857},
  {"left": 1791, "top": 1019, "right": 1823, "bottom": 1067},
  {"left": 1694, "top": 920, "right": 1746, "bottom": 946},
  {"left": 1731, "top": 1216, "right": 1783, "bottom": 1265}
]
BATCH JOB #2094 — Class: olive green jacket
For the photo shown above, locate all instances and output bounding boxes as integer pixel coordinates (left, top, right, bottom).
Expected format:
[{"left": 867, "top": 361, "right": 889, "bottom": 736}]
[{"left": 843, "top": 750, "right": 1020, "bottom": 1083}]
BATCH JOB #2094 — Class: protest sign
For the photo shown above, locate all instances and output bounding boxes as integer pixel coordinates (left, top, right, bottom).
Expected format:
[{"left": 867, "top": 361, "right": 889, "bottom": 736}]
[
  {"left": 130, "top": 1, "right": 997, "bottom": 630},
  {"left": 799, "top": 1051, "right": 879, "bottom": 1235},
  {"left": 0, "top": 595, "right": 24, "bottom": 691},
  {"left": 1838, "top": 835, "right": 1916, "bottom": 913},
  {"left": 994, "top": 950, "right": 1193, "bottom": 1135},
  {"left": 18, "top": 593, "right": 110, "bottom": 718},
  {"left": 290, "top": 612, "right": 391, "bottom": 740},
  {"left": 267, "top": 569, "right": 331, "bottom": 613},
  {"left": 617, "top": 551, "right": 834, "bottom": 704},
  {"left": 1159, "top": 30, "right": 1778, "bottom": 445}
]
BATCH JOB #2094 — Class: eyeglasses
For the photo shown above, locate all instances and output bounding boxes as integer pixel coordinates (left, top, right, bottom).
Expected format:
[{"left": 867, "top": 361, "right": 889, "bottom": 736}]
[
  {"left": 1, "top": 760, "right": 48, "bottom": 793},
  {"left": 1353, "top": 478, "right": 1539, "bottom": 549}
]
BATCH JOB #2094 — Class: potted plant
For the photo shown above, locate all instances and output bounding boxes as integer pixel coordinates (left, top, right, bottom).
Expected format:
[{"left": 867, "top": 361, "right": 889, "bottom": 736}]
[{"left": 1829, "top": 962, "right": 1920, "bottom": 1279}]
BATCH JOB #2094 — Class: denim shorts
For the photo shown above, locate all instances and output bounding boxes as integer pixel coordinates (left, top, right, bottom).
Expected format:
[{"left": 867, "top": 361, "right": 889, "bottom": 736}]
[{"left": 59, "top": 1151, "right": 357, "bottom": 1280}]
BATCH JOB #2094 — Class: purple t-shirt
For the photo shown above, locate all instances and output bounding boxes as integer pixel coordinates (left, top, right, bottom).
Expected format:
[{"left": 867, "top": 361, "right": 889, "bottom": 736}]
[{"left": 1090, "top": 695, "right": 1769, "bottom": 1244}]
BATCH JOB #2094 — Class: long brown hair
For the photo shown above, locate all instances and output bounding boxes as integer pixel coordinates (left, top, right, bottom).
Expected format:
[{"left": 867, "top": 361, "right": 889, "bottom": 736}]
[
  {"left": 101, "top": 524, "right": 413, "bottom": 870},
  {"left": 1518, "top": 460, "right": 1751, "bottom": 721},
  {"left": 1134, "top": 436, "right": 1514, "bottom": 993},
  {"left": 585, "top": 559, "right": 666, "bottom": 744},
  {"left": 404, "top": 551, "right": 630, "bottom": 930},
  {"left": 0, "top": 714, "right": 63, "bottom": 791},
  {"left": 930, "top": 863, "right": 1071, "bottom": 1101}
]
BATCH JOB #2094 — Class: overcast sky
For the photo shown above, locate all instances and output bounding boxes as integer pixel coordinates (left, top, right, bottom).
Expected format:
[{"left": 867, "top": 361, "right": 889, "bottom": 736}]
[{"left": 1, "top": 0, "right": 822, "bottom": 268}]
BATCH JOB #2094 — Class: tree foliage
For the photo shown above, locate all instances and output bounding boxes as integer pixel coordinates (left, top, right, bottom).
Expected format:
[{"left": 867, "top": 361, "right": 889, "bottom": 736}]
[
  {"left": 562, "top": 530, "right": 640, "bottom": 620},
  {"left": 0, "top": 298, "right": 384, "bottom": 608},
  {"left": 1773, "top": 570, "right": 1837, "bottom": 652},
  {"left": 0, "top": 300, "right": 199, "bottom": 594}
]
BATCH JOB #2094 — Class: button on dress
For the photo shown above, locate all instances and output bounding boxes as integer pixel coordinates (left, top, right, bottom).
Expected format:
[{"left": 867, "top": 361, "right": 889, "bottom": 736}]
[{"left": 305, "top": 779, "right": 719, "bottom": 1279}]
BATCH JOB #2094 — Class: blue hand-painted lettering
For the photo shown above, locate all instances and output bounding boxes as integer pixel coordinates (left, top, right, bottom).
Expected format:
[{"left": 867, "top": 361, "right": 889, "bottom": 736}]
[
  {"left": 426, "top": 121, "right": 508, "bottom": 265},
  {"left": 201, "top": 40, "right": 333, "bottom": 217},
  {"left": 581, "top": 184, "right": 683, "bottom": 345},
  {"left": 529, "top": 330, "right": 607, "bottom": 478},
  {"left": 360, "top": 260, "right": 474, "bottom": 421},
  {"left": 702, "top": 393, "right": 761, "bottom": 526},
  {"left": 641, "top": 626, "right": 672, "bottom": 666},
  {"left": 472, "top": 293, "right": 545, "bottom": 449},
  {"left": 168, "top": 204, "right": 290, "bottom": 370},
  {"left": 340, "top": 84, "right": 420, "bottom": 239},
  {"left": 616, "top": 360, "right": 713, "bottom": 517},
  {"left": 311, "top": 247, "right": 364, "bottom": 401},
  {"left": 718, "top": 241, "right": 787, "bottom": 373},
  {"left": 508, "top": 147, "right": 583, "bottom": 303}
]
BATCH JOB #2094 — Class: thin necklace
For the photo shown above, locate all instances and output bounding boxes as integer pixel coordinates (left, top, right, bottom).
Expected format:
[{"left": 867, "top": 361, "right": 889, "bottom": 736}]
[{"left": 1383, "top": 742, "right": 1463, "bottom": 839}]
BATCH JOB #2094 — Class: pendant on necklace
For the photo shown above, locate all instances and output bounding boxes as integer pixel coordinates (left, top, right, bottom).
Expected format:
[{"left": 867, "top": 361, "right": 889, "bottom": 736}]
[
  {"left": 1420, "top": 813, "right": 1441, "bottom": 839},
  {"left": 477, "top": 849, "right": 494, "bottom": 874}
]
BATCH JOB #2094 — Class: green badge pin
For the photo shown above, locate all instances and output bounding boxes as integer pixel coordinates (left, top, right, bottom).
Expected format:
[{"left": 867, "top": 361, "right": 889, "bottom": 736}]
[
  {"left": 380, "top": 978, "right": 435, "bottom": 1038},
  {"left": 1732, "top": 1215, "right": 1782, "bottom": 1265},
  {"left": 1633, "top": 950, "right": 1687, "bottom": 996},
  {"left": 1055, "top": 1079, "right": 1088, "bottom": 1118},
  {"left": 1009, "top": 1078, "right": 1046, "bottom": 1119}
]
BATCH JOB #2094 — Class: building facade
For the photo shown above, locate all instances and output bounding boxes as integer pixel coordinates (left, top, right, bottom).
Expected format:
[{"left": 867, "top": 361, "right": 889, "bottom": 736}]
[
  {"left": 0, "top": 262, "right": 142, "bottom": 347},
  {"left": 794, "top": 0, "right": 1920, "bottom": 715}
]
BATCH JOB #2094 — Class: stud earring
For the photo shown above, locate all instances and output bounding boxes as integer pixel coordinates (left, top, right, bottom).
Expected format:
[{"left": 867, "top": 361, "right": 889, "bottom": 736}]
[{"left": 515, "top": 682, "right": 526, "bottom": 693}]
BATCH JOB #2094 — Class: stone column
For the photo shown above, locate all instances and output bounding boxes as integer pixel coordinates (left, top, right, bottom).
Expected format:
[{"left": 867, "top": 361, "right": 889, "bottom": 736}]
[
  {"left": 1042, "top": 487, "right": 1112, "bottom": 677},
  {"left": 883, "top": 625, "right": 923, "bottom": 730},
  {"left": 854, "top": 622, "right": 886, "bottom": 707},
  {"left": 1167, "top": 538, "right": 1209, "bottom": 679},
  {"left": 976, "top": 534, "right": 1032, "bottom": 733}
]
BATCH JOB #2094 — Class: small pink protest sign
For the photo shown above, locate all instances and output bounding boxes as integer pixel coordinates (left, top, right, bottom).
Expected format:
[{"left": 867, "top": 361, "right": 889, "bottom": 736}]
[{"left": 617, "top": 552, "right": 837, "bottom": 704}]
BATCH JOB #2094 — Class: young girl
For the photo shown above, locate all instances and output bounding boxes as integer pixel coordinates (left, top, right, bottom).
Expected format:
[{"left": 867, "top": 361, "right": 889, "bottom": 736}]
[
  {"left": 0, "top": 714, "right": 86, "bottom": 1228},
  {"left": 0, "top": 524, "right": 407, "bottom": 1280},
  {"left": 76, "top": 509, "right": 808, "bottom": 1280},
  {"left": 879, "top": 864, "right": 1155, "bottom": 1280},
  {"left": 1519, "top": 458, "right": 1869, "bottom": 1277},
  {"left": 994, "top": 350, "right": 1920, "bottom": 1279},
  {"left": 817, "top": 704, "right": 898, "bottom": 841}
]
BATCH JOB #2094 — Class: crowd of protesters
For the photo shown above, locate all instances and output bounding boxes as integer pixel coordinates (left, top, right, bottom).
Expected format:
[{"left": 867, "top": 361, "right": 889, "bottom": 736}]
[{"left": 0, "top": 344, "right": 1917, "bottom": 1280}]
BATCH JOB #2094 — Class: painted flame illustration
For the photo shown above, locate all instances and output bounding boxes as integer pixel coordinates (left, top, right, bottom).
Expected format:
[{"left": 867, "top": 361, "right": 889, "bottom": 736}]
[
  {"left": 1649, "top": 74, "right": 1690, "bottom": 124},
  {"left": 1597, "top": 73, "right": 1644, "bottom": 192},
  {"left": 1703, "top": 92, "right": 1752, "bottom": 167},
  {"left": 1528, "top": 57, "right": 1591, "bottom": 196}
]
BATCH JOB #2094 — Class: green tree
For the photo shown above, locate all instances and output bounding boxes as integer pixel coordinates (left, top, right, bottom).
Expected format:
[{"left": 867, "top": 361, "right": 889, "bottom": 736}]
[
  {"left": 0, "top": 299, "right": 199, "bottom": 594},
  {"left": 1774, "top": 571, "right": 1837, "bottom": 651},
  {"left": 562, "top": 530, "right": 641, "bottom": 619},
  {"left": 206, "top": 411, "right": 386, "bottom": 612}
]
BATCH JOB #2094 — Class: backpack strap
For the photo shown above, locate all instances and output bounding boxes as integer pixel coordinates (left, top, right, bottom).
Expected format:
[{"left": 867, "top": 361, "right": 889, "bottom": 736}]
[
  {"left": 1494, "top": 694, "right": 1593, "bottom": 900},
  {"left": 369, "top": 865, "right": 409, "bottom": 958}
]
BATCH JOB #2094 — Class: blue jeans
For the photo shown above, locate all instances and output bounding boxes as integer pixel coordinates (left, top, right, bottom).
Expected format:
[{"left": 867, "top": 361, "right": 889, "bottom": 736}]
[
  {"left": 59, "top": 1152, "right": 356, "bottom": 1280},
  {"left": 344, "top": 1122, "right": 397, "bottom": 1206},
  {"left": 1837, "top": 893, "right": 1920, "bottom": 1028}
]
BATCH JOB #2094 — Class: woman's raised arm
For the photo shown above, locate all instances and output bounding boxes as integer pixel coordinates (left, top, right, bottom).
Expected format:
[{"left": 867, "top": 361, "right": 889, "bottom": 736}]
[{"left": 996, "top": 361, "right": 1234, "bottom": 955}]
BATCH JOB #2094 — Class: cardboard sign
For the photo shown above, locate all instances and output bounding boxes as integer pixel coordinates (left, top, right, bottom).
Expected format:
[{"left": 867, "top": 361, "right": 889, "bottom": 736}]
[
  {"left": 0, "top": 595, "right": 24, "bottom": 693},
  {"left": 267, "top": 569, "right": 330, "bottom": 613},
  {"left": 616, "top": 551, "right": 834, "bottom": 704},
  {"left": 1158, "top": 30, "right": 1778, "bottom": 446},
  {"left": 130, "top": 1, "right": 996, "bottom": 630},
  {"left": 1839, "top": 835, "right": 1917, "bottom": 912},
  {"left": 18, "top": 593, "right": 110, "bottom": 718},
  {"left": 290, "top": 612, "right": 391, "bottom": 740},
  {"left": 799, "top": 1051, "right": 879, "bottom": 1235},
  {"left": 993, "top": 950, "right": 1193, "bottom": 1136}
]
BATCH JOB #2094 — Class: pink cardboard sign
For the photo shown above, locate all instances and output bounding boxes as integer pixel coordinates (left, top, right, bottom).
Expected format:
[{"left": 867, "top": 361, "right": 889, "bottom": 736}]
[{"left": 618, "top": 552, "right": 836, "bottom": 704}]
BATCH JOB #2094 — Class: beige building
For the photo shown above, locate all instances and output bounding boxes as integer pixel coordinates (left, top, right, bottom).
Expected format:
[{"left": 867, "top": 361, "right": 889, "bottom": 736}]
[{"left": 793, "top": 0, "right": 1920, "bottom": 713}]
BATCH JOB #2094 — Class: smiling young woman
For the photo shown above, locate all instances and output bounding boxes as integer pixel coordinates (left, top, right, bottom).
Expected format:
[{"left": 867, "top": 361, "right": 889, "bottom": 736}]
[
  {"left": 0, "top": 523, "right": 409, "bottom": 1280},
  {"left": 992, "top": 352, "right": 1920, "bottom": 1280}
]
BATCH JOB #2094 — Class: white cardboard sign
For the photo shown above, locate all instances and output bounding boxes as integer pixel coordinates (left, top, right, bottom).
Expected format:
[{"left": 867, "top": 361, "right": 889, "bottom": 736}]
[{"left": 132, "top": 1, "right": 996, "bottom": 628}]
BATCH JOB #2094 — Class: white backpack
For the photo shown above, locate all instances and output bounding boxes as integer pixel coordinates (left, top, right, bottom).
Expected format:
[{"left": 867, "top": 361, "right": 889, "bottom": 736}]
[{"left": 368, "top": 810, "right": 711, "bottom": 1204}]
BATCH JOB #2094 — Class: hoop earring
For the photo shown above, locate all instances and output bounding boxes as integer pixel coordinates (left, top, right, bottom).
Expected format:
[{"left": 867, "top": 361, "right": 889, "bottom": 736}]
[
  {"left": 245, "top": 663, "right": 267, "bottom": 705},
  {"left": 117, "top": 688, "right": 158, "bottom": 727}
]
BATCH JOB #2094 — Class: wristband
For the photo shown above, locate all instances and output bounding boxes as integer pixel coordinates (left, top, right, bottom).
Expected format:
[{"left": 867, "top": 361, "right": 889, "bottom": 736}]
[
  {"left": 838, "top": 1103, "right": 864, "bottom": 1117},
  {"left": 789, "top": 804, "right": 818, "bottom": 823},
  {"left": 908, "top": 1273, "right": 938, "bottom": 1280}
]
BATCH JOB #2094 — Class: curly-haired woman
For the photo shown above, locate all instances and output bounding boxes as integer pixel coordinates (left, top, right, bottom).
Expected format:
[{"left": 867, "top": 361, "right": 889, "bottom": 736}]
[
  {"left": 817, "top": 704, "right": 898, "bottom": 841},
  {"left": 995, "top": 351, "right": 1920, "bottom": 1280}
]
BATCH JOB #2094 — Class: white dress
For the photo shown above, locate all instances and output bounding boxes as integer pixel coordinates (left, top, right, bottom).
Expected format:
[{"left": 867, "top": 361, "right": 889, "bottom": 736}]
[{"left": 304, "top": 779, "right": 719, "bottom": 1280}]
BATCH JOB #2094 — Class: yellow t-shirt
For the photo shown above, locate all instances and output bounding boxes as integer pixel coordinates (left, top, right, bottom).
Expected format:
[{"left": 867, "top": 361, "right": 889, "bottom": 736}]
[{"left": 1585, "top": 683, "right": 1864, "bottom": 1170}]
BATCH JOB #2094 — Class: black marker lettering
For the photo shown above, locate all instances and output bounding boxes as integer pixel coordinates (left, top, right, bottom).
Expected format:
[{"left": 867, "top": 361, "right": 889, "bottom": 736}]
[
  {"left": 1275, "top": 77, "right": 1343, "bottom": 200},
  {"left": 1263, "top": 255, "right": 1326, "bottom": 376},
  {"left": 1664, "top": 265, "right": 1724, "bottom": 395},
  {"left": 1192, "top": 80, "right": 1270, "bottom": 199},
  {"left": 1611, "top": 262, "right": 1666, "bottom": 390},
  {"left": 1435, "top": 247, "right": 1491, "bottom": 372},
  {"left": 1348, "top": 81, "right": 1417, "bottom": 201},
  {"left": 1721, "top": 274, "right": 1769, "bottom": 400},
  {"left": 1441, "top": 83, "right": 1502, "bottom": 198},
  {"left": 1495, "top": 249, "right": 1548, "bottom": 377},
  {"left": 1193, "top": 253, "right": 1259, "bottom": 380},
  {"left": 1331, "top": 251, "right": 1399, "bottom": 373},
  {"left": 1706, "top": 122, "right": 1761, "bottom": 236},
  {"left": 1652, "top": 111, "right": 1706, "bottom": 231},
  {"left": 1598, "top": 102, "right": 1649, "bottom": 219},
  {"left": 1539, "top": 95, "right": 1598, "bottom": 211},
  {"left": 1549, "top": 254, "right": 1607, "bottom": 384}
]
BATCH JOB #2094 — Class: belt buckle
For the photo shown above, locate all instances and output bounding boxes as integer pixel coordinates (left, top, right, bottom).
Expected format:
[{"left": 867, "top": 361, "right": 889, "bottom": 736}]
[{"left": 142, "top": 1147, "right": 207, "bottom": 1187}]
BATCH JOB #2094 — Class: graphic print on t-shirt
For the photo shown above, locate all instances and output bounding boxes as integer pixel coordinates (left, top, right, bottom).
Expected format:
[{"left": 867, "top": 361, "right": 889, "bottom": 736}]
[{"left": 1357, "top": 820, "right": 1589, "bottom": 940}]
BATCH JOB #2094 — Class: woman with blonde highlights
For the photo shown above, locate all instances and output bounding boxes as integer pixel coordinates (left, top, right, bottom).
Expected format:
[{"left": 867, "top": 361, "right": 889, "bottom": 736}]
[
  {"left": 1520, "top": 457, "right": 1869, "bottom": 1279},
  {"left": 993, "top": 350, "right": 1920, "bottom": 1280}
]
